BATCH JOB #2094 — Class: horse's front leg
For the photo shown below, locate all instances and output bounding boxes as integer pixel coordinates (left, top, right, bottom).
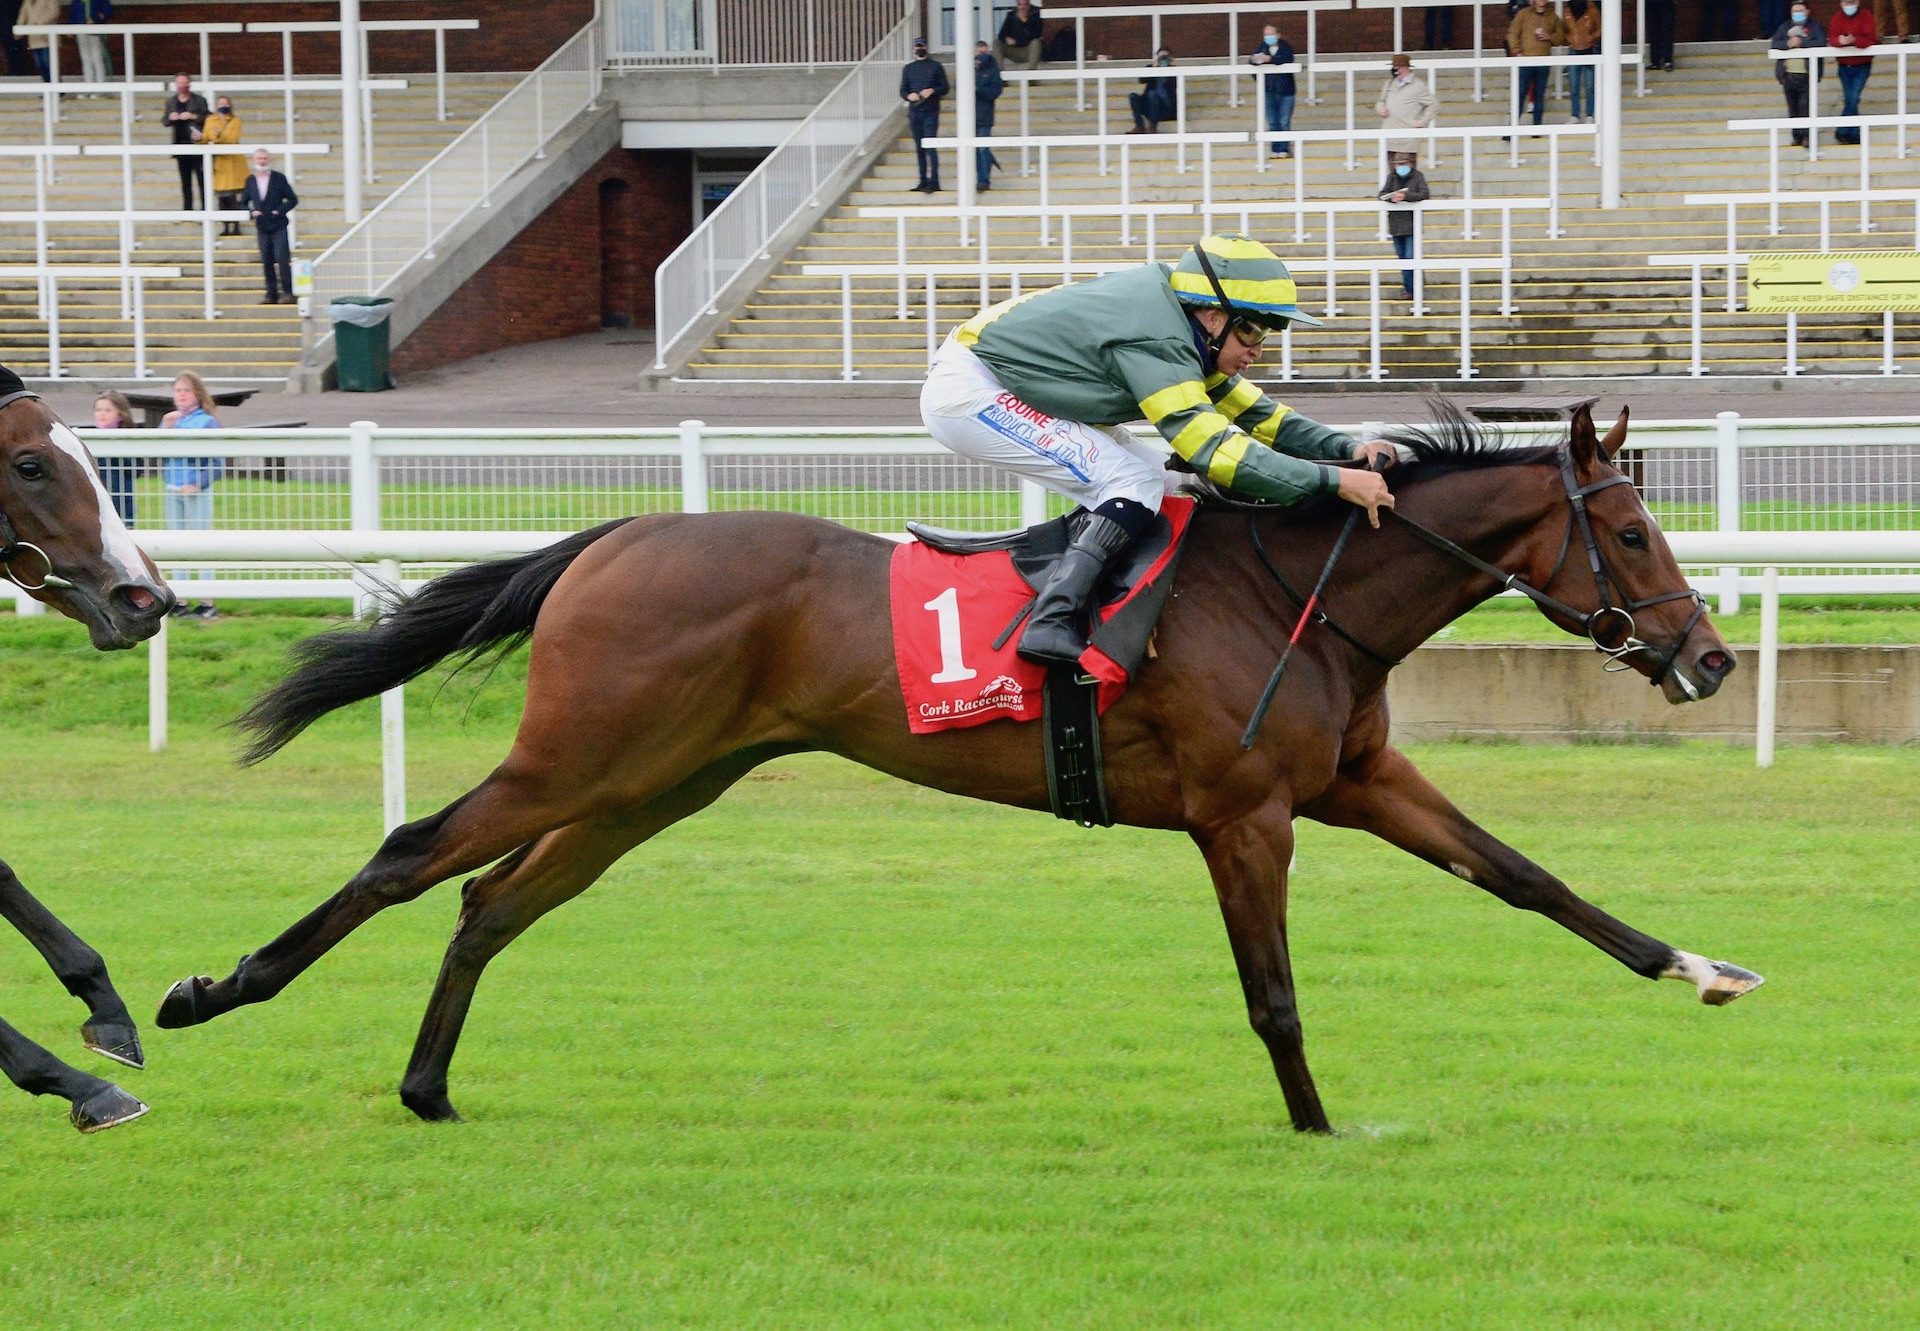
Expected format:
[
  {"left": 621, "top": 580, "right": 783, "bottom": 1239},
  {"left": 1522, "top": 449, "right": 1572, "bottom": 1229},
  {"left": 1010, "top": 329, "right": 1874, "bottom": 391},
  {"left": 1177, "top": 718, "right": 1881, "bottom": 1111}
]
[
  {"left": 0, "top": 857, "right": 143, "bottom": 1068},
  {"left": 1302, "top": 744, "right": 1762, "bottom": 1005},
  {"left": 1192, "top": 809, "right": 1332, "bottom": 1134}
]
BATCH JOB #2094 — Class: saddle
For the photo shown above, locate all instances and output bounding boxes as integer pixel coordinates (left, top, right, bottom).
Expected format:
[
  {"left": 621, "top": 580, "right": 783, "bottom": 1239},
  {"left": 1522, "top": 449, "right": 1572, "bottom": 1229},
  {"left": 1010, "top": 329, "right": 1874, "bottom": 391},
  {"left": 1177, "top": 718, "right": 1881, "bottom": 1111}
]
[{"left": 894, "top": 500, "right": 1196, "bottom": 829}]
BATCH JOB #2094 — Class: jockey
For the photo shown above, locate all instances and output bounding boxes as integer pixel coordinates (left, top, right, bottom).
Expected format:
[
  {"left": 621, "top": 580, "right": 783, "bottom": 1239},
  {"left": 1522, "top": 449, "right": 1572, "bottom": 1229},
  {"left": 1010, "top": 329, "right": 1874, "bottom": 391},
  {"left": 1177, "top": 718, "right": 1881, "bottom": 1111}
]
[{"left": 920, "top": 232, "right": 1396, "bottom": 667}]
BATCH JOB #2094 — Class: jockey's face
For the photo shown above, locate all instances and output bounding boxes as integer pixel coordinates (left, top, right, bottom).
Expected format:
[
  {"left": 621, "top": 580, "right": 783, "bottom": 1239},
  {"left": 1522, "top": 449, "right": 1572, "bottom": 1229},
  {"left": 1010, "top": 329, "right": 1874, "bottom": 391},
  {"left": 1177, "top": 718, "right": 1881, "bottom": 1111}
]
[{"left": 1195, "top": 308, "right": 1264, "bottom": 376}]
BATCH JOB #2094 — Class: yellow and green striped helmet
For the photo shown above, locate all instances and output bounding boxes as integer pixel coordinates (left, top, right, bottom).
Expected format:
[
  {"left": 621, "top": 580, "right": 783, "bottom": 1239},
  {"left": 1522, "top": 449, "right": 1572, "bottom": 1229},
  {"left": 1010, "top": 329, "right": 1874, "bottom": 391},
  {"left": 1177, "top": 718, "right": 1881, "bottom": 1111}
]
[{"left": 1169, "top": 233, "right": 1322, "bottom": 328}]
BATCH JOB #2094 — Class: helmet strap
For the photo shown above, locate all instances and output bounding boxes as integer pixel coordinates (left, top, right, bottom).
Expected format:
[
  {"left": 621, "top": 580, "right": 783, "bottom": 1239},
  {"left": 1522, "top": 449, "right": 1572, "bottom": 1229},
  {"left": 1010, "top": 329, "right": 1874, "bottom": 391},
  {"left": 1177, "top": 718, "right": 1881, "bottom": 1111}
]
[{"left": 1188, "top": 242, "right": 1246, "bottom": 367}]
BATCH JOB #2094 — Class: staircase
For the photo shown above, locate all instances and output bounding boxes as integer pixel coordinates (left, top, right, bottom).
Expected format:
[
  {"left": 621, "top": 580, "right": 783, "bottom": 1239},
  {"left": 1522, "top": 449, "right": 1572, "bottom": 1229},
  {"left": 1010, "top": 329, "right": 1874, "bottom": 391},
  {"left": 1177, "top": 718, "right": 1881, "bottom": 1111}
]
[
  {"left": 0, "top": 75, "right": 519, "bottom": 381},
  {"left": 679, "top": 45, "right": 1920, "bottom": 382}
]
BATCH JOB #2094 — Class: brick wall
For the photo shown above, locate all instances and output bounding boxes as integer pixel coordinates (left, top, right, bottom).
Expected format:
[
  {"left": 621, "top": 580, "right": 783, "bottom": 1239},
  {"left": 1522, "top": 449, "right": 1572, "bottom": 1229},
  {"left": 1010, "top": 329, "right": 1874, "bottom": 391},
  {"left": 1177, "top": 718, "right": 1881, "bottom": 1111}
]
[
  {"left": 388, "top": 146, "right": 693, "bottom": 376},
  {"left": 57, "top": 0, "right": 594, "bottom": 77}
]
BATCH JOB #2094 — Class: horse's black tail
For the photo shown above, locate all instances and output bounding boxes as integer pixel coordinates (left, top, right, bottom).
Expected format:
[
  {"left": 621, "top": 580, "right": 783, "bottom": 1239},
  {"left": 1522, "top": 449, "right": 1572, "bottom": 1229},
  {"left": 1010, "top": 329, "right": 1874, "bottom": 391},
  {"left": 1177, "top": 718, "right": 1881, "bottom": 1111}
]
[{"left": 235, "top": 519, "right": 630, "bottom": 766}]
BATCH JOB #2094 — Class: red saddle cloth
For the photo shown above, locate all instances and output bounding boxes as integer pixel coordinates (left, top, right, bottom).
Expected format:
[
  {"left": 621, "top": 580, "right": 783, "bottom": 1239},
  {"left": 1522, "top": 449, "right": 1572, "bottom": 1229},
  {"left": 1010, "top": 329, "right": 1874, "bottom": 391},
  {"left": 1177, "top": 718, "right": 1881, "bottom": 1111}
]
[{"left": 889, "top": 497, "right": 1195, "bottom": 734}]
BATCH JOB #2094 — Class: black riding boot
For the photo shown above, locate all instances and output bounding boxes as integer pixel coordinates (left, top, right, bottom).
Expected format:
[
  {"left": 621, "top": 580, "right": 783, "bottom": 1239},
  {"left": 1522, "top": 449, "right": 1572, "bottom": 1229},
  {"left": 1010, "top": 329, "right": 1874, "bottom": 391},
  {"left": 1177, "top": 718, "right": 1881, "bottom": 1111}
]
[{"left": 1017, "top": 514, "right": 1132, "bottom": 667}]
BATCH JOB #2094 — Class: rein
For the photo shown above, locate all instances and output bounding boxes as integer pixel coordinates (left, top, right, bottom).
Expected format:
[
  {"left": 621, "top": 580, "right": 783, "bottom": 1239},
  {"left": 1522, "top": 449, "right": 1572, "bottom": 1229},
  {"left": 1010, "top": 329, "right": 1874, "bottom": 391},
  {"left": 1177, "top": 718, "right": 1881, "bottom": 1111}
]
[
  {"left": 1241, "top": 446, "right": 1707, "bottom": 697},
  {"left": 0, "top": 388, "right": 72, "bottom": 593}
]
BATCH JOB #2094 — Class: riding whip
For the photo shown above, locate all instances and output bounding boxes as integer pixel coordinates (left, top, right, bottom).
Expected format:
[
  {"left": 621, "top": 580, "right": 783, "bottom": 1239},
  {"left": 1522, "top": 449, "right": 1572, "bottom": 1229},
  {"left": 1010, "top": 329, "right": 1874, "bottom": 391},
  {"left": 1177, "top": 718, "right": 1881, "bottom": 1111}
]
[{"left": 1240, "top": 449, "right": 1387, "bottom": 749}]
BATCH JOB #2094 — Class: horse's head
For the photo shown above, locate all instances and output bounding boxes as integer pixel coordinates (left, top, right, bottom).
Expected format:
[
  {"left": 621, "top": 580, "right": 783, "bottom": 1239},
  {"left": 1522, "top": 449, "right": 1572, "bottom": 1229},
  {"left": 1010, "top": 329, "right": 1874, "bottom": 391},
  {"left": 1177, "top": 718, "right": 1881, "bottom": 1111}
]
[
  {"left": 1526, "top": 403, "right": 1735, "bottom": 704},
  {"left": 0, "top": 373, "right": 173, "bottom": 649}
]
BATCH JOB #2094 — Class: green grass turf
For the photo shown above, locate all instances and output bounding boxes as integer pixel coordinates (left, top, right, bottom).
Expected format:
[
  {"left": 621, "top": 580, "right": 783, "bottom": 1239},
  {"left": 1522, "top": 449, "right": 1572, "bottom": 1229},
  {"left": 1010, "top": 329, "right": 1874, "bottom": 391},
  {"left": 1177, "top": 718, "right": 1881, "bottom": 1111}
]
[{"left": 0, "top": 613, "right": 1915, "bottom": 1326}]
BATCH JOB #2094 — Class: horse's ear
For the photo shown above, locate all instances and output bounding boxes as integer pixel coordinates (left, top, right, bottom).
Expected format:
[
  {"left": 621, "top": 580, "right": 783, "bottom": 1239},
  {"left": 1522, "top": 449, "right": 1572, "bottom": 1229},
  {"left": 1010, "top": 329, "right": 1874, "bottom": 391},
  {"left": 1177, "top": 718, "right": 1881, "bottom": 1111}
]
[
  {"left": 1599, "top": 404, "right": 1629, "bottom": 464},
  {"left": 1567, "top": 399, "right": 1601, "bottom": 469}
]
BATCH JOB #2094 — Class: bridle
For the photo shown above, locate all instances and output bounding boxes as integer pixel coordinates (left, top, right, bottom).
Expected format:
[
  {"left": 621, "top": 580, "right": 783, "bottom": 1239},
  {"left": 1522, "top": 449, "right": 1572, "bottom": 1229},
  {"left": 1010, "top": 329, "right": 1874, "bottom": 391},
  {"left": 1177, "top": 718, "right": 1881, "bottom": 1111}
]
[
  {"left": 1248, "top": 446, "right": 1709, "bottom": 692},
  {"left": 0, "top": 387, "right": 74, "bottom": 594}
]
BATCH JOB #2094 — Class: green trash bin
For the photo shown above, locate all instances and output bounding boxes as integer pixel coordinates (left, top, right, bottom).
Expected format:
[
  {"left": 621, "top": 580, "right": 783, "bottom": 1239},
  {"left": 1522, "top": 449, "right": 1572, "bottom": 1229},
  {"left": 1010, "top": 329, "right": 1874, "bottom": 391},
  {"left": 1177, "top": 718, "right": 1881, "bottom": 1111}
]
[{"left": 330, "top": 297, "right": 394, "bottom": 392}]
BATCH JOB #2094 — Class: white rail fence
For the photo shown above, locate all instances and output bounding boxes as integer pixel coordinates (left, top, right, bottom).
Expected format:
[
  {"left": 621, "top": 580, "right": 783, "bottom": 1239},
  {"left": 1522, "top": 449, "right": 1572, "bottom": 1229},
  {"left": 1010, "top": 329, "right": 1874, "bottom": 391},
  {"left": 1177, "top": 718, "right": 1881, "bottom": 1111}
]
[
  {"left": 304, "top": 20, "right": 604, "bottom": 358},
  {"left": 1646, "top": 253, "right": 1913, "bottom": 378},
  {"left": 651, "top": 12, "right": 914, "bottom": 372}
]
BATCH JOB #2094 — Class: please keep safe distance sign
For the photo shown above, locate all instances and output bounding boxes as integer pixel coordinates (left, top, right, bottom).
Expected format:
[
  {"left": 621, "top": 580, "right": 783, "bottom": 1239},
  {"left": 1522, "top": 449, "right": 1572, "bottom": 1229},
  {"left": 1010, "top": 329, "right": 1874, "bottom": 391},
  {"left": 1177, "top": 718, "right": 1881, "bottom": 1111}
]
[{"left": 1747, "top": 251, "right": 1920, "bottom": 313}]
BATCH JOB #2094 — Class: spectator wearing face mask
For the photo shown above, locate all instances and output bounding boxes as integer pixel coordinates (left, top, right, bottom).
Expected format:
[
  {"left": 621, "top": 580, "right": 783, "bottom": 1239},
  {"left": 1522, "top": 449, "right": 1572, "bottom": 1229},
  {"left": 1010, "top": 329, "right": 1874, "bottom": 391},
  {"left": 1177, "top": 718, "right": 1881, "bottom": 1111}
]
[
  {"left": 1246, "top": 23, "right": 1296, "bottom": 158},
  {"left": 1127, "top": 48, "right": 1177, "bottom": 134},
  {"left": 899, "top": 36, "right": 950, "bottom": 192},
  {"left": 1829, "top": 0, "right": 1879, "bottom": 144},
  {"left": 973, "top": 40, "right": 1003, "bottom": 191},
  {"left": 1772, "top": 3, "right": 1828, "bottom": 147},
  {"left": 1377, "top": 152, "right": 1430, "bottom": 300},
  {"left": 1374, "top": 54, "right": 1436, "bottom": 166}
]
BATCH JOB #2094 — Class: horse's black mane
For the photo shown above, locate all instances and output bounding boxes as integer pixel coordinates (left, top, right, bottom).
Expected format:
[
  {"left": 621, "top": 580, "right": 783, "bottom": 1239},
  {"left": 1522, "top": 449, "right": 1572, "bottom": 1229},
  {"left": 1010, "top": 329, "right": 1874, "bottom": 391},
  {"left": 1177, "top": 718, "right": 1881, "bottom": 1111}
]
[{"left": 1186, "top": 396, "right": 1572, "bottom": 517}]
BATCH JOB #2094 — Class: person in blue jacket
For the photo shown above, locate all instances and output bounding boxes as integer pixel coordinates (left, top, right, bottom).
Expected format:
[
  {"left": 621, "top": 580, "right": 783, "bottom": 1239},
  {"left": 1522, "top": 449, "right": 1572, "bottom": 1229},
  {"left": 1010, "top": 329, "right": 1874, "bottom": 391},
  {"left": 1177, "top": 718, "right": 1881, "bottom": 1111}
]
[
  {"left": 160, "top": 370, "right": 224, "bottom": 619},
  {"left": 974, "top": 40, "right": 1004, "bottom": 191},
  {"left": 900, "top": 36, "right": 950, "bottom": 192}
]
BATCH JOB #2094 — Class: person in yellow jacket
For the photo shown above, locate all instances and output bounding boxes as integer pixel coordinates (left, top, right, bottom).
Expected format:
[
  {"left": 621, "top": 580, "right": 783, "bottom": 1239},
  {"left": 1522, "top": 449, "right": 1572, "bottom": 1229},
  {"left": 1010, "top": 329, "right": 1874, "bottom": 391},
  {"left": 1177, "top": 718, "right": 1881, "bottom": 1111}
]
[{"left": 202, "top": 96, "right": 246, "bottom": 236}]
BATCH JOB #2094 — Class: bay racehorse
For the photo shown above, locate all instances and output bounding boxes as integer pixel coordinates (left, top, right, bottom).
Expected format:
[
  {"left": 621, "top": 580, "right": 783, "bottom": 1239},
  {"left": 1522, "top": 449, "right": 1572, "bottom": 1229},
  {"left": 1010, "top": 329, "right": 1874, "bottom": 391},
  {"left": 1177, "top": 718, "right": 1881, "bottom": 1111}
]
[
  {"left": 0, "top": 366, "right": 173, "bottom": 1132},
  {"left": 158, "top": 402, "right": 1762, "bottom": 1131}
]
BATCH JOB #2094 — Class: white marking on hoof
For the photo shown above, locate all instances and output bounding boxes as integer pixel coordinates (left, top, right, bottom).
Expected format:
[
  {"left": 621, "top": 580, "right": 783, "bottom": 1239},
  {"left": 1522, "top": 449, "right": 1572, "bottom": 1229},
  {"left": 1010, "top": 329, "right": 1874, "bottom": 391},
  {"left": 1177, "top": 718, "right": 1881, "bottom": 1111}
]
[
  {"left": 1448, "top": 862, "right": 1475, "bottom": 883},
  {"left": 1662, "top": 951, "right": 1765, "bottom": 1006}
]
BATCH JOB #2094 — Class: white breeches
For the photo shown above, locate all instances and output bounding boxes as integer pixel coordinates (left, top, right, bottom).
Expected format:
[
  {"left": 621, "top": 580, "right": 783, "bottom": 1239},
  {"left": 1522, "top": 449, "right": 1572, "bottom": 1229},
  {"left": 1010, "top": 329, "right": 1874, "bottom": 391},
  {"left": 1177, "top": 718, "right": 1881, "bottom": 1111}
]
[{"left": 920, "top": 335, "right": 1171, "bottom": 513}]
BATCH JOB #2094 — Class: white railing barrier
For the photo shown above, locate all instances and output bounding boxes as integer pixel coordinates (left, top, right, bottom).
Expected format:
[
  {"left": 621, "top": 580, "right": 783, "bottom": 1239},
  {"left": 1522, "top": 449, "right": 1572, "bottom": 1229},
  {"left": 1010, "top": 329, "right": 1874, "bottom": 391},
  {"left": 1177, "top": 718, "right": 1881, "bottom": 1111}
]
[
  {"left": 90, "top": 524, "right": 1920, "bottom": 823},
  {"left": 1683, "top": 188, "right": 1920, "bottom": 258},
  {"left": 1045, "top": 0, "right": 1345, "bottom": 107},
  {"left": 0, "top": 264, "right": 180, "bottom": 377},
  {"left": 305, "top": 18, "right": 603, "bottom": 356},
  {"left": 1647, "top": 252, "right": 1909, "bottom": 379},
  {"left": 651, "top": 12, "right": 913, "bottom": 373},
  {"left": 1763, "top": 44, "right": 1920, "bottom": 158},
  {"left": 243, "top": 19, "right": 480, "bottom": 122}
]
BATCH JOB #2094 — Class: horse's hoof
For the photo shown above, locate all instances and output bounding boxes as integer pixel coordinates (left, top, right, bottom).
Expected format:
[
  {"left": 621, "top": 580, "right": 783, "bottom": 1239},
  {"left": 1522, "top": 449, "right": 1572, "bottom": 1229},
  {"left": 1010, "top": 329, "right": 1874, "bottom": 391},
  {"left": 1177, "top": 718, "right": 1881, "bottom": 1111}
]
[
  {"left": 69, "top": 1084, "right": 149, "bottom": 1135},
  {"left": 1700, "top": 960, "right": 1764, "bottom": 1007},
  {"left": 81, "top": 1020, "right": 145, "bottom": 1070},
  {"left": 400, "top": 1085, "right": 462, "bottom": 1123},
  {"left": 154, "top": 976, "right": 212, "bottom": 1029}
]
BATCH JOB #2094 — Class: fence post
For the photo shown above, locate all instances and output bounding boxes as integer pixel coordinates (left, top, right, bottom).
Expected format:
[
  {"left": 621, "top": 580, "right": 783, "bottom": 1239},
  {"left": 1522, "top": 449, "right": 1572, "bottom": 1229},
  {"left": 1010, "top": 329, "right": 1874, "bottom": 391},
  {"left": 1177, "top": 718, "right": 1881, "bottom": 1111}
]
[
  {"left": 1714, "top": 410, "right": 1741, "bottom": 615},
  {"left": 679, "top": 420, "right": 709, "bottom": 514},
  {"left": 148, "top": 616, "right": 168, "bottom": 752},
  {"left": 1755, "top": 565, "right": 1779, "bottom": 769},
  {"left": 350, "top": 419, "right": 381, "bottom": 617},
  {"left": 380, "top": 559, "right": 407, "bottom": 833},
  {"left": 1019, "top": 478, "right": 1047, "bottom": 528}
]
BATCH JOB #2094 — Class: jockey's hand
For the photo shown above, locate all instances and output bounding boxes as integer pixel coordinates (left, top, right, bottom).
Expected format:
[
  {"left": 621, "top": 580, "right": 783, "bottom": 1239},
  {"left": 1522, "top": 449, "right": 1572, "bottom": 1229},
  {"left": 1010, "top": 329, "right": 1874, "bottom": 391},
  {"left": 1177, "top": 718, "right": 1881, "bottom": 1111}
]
[
  {"left": 1336, "top": 466, "right": 1395, "bottom": 528},
  {"left": 1350, "top": 439, "right": 1398, "bottom": 470}
]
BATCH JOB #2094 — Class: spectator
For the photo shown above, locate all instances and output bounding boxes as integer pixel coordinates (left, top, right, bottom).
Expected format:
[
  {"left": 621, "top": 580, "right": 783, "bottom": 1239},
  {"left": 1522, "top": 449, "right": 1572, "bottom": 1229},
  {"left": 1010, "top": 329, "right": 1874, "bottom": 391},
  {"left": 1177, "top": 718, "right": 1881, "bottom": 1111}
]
[
  {"left": 1830, "top": 0, "right": 1878, "bottom": 143},
  {"left": 18, "top": 0, "right": 55, "bottom": 82},
  {"left": 1507, "top": 0, "right": 1564, "bottom": 128},
  {"left": 1375, "top": 54, "right": 1436, "bottom": 166},
  {"left": 203, "top": 96, "right": 245, "bottom": 235},
  {"left": 161, "top": 73, "right": 210, "bottom": 211},
  {"left": 160, "top": 371, "right": 222, "bottom": 620},
  {"left": 1701, "top": 0, "right": 1741, "bottom": 39},
  {"left": 973, "top": 40, "right": 1003, "bottom": 192},
  {"left": 1648, "top": 0, "right": 1677, "bottom": 67},
  {"left": 1873, "top": 0, "right": 1911, "bottom": 43},
  {"left": 1424, "top": 5, "right": 1457, "bottom": 49},
  {"left": 72, "top": 0, "right": 111, "bottom": 90},
  {"left": 997, "top": 0, "right": 1044, "bottom": 71},
  {"left": 1564, "top": 1, "right": 1601, "bottom": 123},
  {"left": 1378, "top": 152, "right": 1431, "bottom": 299},
  {"left": 242, "top": 148, "right": 299, "bottom": 302},
  {"left": 1772, "top": 4, "right": 1827, "bottom": 147},
  {"left": 1246, "top": 23, "right": 1296, "bottom": 158},
  {"left": 899, "top": 36, "right": 949, "bottom": 193},
  {"left": 1, "top": 0, "right": 30, "bottom": 76},
  {"left": 1127, "top": 48, "right": 1177, "bottom": 134},
  {"left": 90, "top": 391, "right": 137, "bottom": 527}
]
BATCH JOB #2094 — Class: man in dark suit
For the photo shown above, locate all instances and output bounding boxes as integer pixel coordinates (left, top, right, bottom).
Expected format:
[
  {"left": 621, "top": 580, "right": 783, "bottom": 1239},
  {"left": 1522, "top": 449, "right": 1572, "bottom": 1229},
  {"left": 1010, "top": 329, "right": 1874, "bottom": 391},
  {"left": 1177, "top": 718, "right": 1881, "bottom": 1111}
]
[{"left": 241, "top": 148, "right": 299, "bottom": 304}]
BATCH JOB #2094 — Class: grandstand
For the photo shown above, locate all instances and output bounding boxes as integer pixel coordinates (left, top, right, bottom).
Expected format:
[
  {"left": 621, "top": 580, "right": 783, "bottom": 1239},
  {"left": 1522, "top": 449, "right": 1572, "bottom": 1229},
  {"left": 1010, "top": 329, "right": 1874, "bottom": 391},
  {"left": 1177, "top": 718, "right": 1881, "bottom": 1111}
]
[{"left": 1, "top": 2, "right": 1915, "bottom": 389}]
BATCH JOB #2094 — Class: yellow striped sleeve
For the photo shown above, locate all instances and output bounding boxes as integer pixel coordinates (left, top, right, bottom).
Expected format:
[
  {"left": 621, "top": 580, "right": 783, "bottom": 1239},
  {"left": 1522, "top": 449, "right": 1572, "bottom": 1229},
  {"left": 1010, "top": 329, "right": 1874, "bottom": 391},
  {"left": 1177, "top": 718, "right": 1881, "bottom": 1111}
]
[
  {"left": 1246, "top": 401, "right": 1291, "bottom": 446},
  {"left": 1138, "top": 380, "right": 1209, "bottom": 425},
  {"left": 1205, "top": 431, "right": 1252, "bottom": 486},
  {"left": 1213, "top": 376, "right": 1262, "bottom": 422},
  {"left": 1168, "top": 410, "right": 1238, "bottom": 463}
]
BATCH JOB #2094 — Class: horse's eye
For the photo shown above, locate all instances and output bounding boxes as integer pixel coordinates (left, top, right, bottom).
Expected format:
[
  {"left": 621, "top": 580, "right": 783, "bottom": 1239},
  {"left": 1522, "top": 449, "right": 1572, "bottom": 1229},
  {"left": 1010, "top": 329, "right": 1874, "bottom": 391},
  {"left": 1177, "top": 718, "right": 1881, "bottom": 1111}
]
[
  {"left": 1619, "top": 527, "right": 1646, "bottom": 550},
  {"left": 15, "top": 456, "right": 46, "bottom": 482}
]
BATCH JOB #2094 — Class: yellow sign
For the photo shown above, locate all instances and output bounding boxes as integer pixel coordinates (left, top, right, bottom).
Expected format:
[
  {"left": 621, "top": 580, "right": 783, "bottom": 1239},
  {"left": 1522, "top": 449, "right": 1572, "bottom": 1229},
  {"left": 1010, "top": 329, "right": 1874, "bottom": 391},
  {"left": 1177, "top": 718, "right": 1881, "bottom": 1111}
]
[{"left": 1747, "top": 250, "right": 1920, "bottom": 313}]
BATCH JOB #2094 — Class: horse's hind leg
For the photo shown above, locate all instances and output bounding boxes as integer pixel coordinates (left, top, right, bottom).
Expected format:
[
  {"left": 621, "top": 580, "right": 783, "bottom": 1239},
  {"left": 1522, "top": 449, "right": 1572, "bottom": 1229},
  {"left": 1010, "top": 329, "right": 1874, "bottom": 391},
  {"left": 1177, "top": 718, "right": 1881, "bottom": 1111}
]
[
  {"left": 157, "top": 762, "right": 602, "bottom": 1031},
  {"left": 0, "top": 857, "right": 143, "bottom": 1068},
  {"left": 0, "top": 1015, "right": 148, "bottom": 1134},
  {"left": 398, "top": 753, "right": 767, "bottom": 1123}
]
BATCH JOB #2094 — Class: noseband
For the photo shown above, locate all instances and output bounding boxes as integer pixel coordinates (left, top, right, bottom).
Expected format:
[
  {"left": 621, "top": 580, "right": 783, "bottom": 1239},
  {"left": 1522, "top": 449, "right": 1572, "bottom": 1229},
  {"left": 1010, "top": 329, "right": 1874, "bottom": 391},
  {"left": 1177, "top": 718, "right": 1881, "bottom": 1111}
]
[
  {"left": 1386, "top": 448, "right": 1707, "bottom": 689},
  {"left": 0, "top": 387, "right": 74, "bottom": 594}
]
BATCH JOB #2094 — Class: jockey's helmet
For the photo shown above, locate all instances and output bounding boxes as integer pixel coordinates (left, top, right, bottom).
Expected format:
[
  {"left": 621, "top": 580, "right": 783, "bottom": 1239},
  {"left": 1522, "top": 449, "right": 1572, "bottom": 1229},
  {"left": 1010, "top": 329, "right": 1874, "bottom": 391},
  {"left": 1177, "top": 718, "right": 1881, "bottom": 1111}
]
[{"left": 1170, "top": 234, "right": 1323, "bottom": 328}]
